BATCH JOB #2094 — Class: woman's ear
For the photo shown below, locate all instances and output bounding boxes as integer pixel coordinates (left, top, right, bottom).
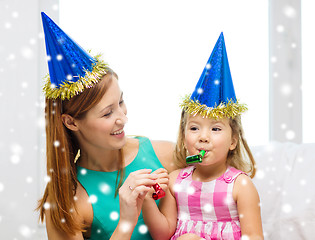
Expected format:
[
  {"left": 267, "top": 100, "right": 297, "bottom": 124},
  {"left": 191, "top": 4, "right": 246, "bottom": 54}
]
[{"left": 61, "top": 114, "right": 79, "bottom": 131}]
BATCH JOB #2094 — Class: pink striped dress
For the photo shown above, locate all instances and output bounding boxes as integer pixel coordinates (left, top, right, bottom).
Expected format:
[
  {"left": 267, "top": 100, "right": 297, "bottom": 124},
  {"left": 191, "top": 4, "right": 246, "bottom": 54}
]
[{"left": 171, "top": 166, "right": 244, "bottom": 240}]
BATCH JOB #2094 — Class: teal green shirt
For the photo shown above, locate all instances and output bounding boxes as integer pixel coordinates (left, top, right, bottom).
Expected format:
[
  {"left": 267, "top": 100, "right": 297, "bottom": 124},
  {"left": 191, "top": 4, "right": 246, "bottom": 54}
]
[{"left": 76, "top": 137, "right": 164, "bottom": 240}]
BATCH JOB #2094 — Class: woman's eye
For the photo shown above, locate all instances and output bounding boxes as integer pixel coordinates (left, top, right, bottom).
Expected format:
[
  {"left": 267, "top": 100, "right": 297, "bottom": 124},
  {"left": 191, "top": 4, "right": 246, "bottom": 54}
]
[
  {"left": 119, "top": 99, "right": 124, "bottom": 105},
  {"left": 103, "top": 111, "right": 113, "bottom": 117}
]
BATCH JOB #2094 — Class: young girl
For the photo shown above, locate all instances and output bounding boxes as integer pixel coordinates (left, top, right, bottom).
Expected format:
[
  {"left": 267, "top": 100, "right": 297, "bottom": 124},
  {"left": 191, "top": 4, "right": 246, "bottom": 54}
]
[
  {"left": 37, "top": 12, "right": 174, "bottom": 239},
  {"left": 142, "top": 33, "right": 263, "bottom": 239}
]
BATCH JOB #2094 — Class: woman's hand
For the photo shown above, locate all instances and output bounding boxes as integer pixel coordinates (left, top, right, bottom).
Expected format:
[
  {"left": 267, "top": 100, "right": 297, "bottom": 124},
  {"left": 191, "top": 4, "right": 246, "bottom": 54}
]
[{"left": 118, "top": 169, "right": 158, "bottom": 229}]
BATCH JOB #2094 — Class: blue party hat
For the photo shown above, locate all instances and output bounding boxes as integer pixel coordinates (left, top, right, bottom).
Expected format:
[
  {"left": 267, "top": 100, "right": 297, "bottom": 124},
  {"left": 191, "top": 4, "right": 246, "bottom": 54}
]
[
  {"left": 181, "top": 32, "right": 247, "bottom": 119},
  {"left": 41, "top": 12, "right": 108, "bottom": 100}
]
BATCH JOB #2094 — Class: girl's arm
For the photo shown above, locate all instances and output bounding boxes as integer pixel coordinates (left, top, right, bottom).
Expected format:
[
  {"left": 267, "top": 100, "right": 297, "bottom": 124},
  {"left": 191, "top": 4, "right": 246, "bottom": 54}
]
[
  {"left": 233, "top": 174, "right": 264, "bottom": 240},
  {"left": 142, "top": 169, "right": 180, "bottom": 240}
]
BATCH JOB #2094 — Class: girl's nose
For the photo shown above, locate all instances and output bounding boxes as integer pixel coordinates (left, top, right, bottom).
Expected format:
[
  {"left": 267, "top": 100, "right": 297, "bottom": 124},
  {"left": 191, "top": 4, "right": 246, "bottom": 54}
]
[{"left": 199, "top": 131, "right": 210, "bottom": 143}]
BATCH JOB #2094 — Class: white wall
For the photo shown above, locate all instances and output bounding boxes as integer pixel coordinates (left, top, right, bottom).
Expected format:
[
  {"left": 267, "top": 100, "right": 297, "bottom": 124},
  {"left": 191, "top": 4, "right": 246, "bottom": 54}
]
[{"left": 0, "top": 0, "right": 56, "bottom": 238}]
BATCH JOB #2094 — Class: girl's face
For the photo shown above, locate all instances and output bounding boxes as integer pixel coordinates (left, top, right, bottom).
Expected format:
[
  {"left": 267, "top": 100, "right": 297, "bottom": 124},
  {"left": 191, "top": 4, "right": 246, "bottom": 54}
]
[
  {"left": 184, "top": 114, "right": 237, "bottom": 166},
  {"left": 74, "top": 76, "right": 128, "bottom": 151}
]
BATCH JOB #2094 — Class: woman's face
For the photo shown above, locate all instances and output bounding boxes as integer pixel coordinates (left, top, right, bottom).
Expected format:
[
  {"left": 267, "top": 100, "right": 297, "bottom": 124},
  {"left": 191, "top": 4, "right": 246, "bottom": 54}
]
[
  {"left": 74, "top": 76, "right": 128, "bottom": 151},
  {"left": 184, "top": 114, "right": 237, "bottom": 166}
]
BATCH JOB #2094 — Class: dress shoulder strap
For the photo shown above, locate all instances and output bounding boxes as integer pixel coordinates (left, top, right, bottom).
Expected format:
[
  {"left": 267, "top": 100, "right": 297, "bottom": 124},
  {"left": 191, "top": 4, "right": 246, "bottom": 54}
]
[
  {"left": 220, "top": 167, "right": 246, "bottom": 183},
  {"left": 131, "top": 136, "right": 164, "bottom": 170}
]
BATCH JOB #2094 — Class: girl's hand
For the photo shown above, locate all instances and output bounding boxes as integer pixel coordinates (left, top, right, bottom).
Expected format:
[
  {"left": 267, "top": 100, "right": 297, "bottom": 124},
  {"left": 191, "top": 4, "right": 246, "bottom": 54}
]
[
  {"left": 152, "top": 168, "right": 169, "bottom": 190},
  {"left": 118, "top": 169, "right": 158, "bottom": 228},
  {"left": 145, "top": 168, "right": 169, "bottom": 200}
]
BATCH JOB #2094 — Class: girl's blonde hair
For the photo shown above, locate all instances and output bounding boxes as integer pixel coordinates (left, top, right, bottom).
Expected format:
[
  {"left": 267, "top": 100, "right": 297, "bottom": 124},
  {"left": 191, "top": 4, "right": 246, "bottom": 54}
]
[
  {"left": 37, "top": 69, "right": 125, "bottom": 235},
  {"left": 174, "top": 110, "right": 256, "bottom": 178}
]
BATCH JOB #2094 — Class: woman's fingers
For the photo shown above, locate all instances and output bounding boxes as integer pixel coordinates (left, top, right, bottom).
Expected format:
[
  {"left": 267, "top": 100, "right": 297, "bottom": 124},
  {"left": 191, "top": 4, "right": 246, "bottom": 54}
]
[
  {"left": 118, "top": 168, "right": 169, "bottom": 224},
  {"left": 124, "top": 170, "right": 158, "bottom": 191},
  {"left": 130, "top": 185, "right": 152, "bottom": 198},
  {"left": 120, "top": 168, "right": 170, "bottom": 203}
]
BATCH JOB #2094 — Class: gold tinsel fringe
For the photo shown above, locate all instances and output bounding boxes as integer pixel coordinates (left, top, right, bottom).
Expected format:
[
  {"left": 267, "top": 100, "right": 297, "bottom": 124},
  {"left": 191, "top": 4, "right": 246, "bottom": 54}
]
[
  {"left": 180, "top": 95, "right": 247, "bottom": 119},
  {"left": 43, "top": 54, "right": 108, "bottom": 100}
]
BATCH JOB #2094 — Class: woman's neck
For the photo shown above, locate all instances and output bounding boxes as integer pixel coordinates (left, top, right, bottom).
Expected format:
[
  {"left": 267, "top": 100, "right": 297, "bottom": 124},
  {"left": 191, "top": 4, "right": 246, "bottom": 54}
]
[
  {"left": 78, "top": 148, "right": 120, "bottom": 172},
  {"left": 77, "top": 138, "right": 139, "bottom": 172}
]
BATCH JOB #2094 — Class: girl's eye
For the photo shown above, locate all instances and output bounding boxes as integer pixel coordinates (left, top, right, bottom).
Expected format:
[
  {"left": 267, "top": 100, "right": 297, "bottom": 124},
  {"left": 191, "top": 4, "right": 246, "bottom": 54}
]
[
  {"left": 190, "top": 127, "right": 198, "bottom": 131},
  {"left": 119, "top": 99, "right": 124, "bottom": 105},
  {"left": 212, "top": 127, "right": 221, "bottom": 131}
]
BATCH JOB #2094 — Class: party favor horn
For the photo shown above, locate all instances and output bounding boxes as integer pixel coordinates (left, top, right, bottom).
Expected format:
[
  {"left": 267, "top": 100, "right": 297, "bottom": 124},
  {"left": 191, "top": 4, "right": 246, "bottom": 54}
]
[
  {"left": 152, "top": 183, "right": 165, "bottom": 200},
  {"left": 186, "top": 150, "right": 206, "bottom": 165}
]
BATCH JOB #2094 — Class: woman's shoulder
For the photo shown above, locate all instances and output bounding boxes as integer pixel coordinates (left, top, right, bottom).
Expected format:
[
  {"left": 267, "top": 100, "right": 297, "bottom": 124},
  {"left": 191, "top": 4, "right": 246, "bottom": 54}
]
[
  {"left": 150, "top": 140, "right": 177, "bottom": 172},
  {"left": 125, "top": 136, "right": 177, "bottom": 172},
  {"left": 126, "top": 136, "right": 174, "bottom": 153},
  {"left": 150, "top": 139, "right": 175, "bottom": 153}
]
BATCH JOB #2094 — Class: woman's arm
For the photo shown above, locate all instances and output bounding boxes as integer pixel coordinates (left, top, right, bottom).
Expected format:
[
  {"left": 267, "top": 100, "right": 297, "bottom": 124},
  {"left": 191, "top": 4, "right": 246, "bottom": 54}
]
[
  {"left": 142, "top": 169, "right": 180, "bottom": 240},
  {"left": 112, "top": 169, "right": 160, "bottom": 239},
  {"left": 46, "top": 169, "right": 158, "bottom": 240},
  {"left": 45, "top": 184, "right": 91, "bottom": 240},
  {"left": 234, "top": 174, "right": 264, "bottom": 240},
  {"left": 45, "top": 209, "right": 85, "bottom": 240}
]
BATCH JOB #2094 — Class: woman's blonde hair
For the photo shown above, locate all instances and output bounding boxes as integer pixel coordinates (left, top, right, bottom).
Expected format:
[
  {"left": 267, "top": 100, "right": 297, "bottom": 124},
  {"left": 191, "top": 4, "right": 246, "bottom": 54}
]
[
  {"left": 37, "top": 69, "right": 125, "bottom": 235},
  {"left": 174, "top": 110, "right": 256, "bottom": 178}
]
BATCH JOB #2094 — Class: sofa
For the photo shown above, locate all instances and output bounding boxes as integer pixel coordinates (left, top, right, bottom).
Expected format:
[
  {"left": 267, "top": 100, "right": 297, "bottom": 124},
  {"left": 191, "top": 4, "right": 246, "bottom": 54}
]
[{"left": 251, "top": 142, "right": 315, "bottom": 239}]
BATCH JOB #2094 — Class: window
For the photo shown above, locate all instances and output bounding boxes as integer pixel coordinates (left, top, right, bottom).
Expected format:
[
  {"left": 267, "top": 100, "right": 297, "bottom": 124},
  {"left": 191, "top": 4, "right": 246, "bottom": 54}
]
[{"left": 302, "top": 0, "right": 315, "bottom": 143}]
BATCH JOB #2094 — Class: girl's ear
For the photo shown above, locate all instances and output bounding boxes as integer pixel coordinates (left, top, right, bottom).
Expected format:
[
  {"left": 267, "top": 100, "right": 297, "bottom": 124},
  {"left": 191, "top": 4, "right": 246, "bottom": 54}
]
[
  {"left": 61, "top": 114, "right": 79, "bottom": 131},
  {"left": 230, "top": 135, "right": 238, "bottom": 151}
]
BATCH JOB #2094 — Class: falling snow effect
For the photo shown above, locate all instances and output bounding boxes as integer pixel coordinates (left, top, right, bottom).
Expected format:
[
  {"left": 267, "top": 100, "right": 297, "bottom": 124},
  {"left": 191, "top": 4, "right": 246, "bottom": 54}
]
[
  {"left": 80, "top": 168, "right": 87, "bottom": 175},
  {"left": 251, "top": 142, "right": 315, "bottom": 239},
  {"left": 203, "top": 203, "right": 213, "bottom": 213},
  {"left": 43, "top": 202, "right": 50, "bottom": 210},
  {"left": 138, "top": 224, "right": 148, "bottom": 234},
  {"left": 100, "top": 183, "right": 110, "bottom": 194},
  {"left": 0, "top": 1, "right": 314, "bottom": 240},
  {"left": 88, "top": 194, "right": 98, "bottom": 204},
  {"left": 110, "top": 211, "right": 119, "bottom": 221},
  {"left": 19, "top": 225, "right": 32, "bottom": 238},
  {"left": 53, "top": 140, "right": 60, "bottom": 147},
  {"left": 119, "top": 221, "right": 133, "bottom": 233},
  {"left": 197, "top": 88, "right": 204, "bottom": 94}
]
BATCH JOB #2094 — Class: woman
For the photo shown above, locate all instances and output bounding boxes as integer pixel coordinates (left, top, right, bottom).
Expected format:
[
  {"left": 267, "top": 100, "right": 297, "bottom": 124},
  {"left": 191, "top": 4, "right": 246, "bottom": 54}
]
[{"left": 38, "top": 12, "right": 176, "bottom": 239}]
